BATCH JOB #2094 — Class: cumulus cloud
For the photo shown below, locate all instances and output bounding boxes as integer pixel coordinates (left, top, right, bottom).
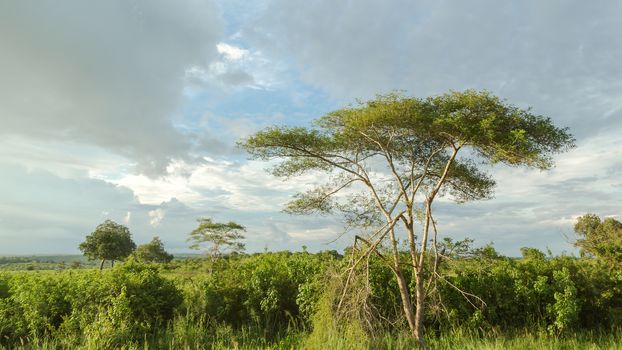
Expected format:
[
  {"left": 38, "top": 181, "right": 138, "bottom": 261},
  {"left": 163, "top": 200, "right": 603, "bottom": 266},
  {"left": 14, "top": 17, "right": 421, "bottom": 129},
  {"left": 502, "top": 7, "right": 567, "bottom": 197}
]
[
  {"left": 0, "top": 163, "right": 213, "bottom": 254},
  {"left": 109, "top": 158, "right": 319, "bottom": 211},
  {"left": 217, "top": 43, "right": 250, "bottom": 61},
  {"left": 0, "top": 0, "right": 224, "bottom": 174},
  {"left": 148, "top": 208, "right": 166, "bottom": 227},
  {"left": 0, "top": 161, "right": 339, "bottom": 254},
  {"left": 186, "top": 42, "right": 277, "bottom": 89},
  {"left": 218, "top": 70, "right": 256, "bottom": 86}
]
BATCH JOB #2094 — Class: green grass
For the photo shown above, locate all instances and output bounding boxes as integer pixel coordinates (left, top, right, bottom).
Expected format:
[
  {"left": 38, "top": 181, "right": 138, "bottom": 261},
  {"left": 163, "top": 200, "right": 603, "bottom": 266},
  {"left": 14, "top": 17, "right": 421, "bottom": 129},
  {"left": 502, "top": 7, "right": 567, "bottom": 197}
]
[
  {"left": 3, "top": 327, "right": 621, "bottom": 350},
  {"left": 417, "top": 330, "right": 622, "bottom": 350}
]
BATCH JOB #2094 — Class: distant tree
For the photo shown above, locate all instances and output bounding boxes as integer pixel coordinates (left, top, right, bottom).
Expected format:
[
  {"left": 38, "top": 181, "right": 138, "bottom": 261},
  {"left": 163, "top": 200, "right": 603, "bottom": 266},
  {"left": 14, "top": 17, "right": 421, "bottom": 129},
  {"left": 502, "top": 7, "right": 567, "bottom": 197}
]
[
  {"left": 520, "top": 247, "right": 546, "bottom": 260},
  {"left": 575, "top": 214, "right": 622, "bottom": 264},
  {"left": 188, "top": 218, "right": 246, "bottom": 259},
  {"left": 79, "top": 220, "right": 136, "bottom": 270},
  {"left": 135, "top": 236, "right": 174, "bottom": 263}
]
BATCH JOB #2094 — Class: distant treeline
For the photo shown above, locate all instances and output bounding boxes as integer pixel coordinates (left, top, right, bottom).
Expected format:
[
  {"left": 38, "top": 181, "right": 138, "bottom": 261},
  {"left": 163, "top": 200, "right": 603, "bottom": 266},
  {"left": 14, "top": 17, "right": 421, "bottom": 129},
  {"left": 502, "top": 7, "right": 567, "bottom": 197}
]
[{"left": 0, "top": 254, "right": 203, "bottom": 270}]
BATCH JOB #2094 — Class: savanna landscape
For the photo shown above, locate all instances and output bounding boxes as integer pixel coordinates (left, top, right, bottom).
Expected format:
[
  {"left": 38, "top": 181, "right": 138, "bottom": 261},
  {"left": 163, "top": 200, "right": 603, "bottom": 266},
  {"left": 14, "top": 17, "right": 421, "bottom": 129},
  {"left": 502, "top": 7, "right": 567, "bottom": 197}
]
[{"left": 2, "top": 1, "right": 622, "bottom": 350}]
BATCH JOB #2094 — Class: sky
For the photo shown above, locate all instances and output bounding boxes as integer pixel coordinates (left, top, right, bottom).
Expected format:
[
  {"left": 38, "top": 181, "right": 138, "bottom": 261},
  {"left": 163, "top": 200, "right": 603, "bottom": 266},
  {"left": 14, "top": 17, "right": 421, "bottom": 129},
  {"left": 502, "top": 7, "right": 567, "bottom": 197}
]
[{"left": 1, "top": 0, "right": 621, "bottom": 256}]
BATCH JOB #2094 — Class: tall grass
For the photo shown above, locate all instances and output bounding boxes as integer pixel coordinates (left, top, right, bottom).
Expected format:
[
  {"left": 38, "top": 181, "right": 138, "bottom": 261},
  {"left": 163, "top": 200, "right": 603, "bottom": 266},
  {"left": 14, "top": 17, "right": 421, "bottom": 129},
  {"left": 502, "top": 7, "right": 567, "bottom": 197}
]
[
  {"left": 0, "top": 315, "right": 305, "bottom": 350},
  {"left": 2, "top": 318, "right": 622, "bottom": 350}
]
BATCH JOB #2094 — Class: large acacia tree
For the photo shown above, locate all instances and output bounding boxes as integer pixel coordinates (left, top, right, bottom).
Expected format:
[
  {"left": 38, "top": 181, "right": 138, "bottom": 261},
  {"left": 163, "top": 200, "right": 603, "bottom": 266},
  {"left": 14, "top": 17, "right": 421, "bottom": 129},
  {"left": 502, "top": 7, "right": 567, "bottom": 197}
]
[{"left": 241, "top": 90, "right": 574, "bottom": 347}]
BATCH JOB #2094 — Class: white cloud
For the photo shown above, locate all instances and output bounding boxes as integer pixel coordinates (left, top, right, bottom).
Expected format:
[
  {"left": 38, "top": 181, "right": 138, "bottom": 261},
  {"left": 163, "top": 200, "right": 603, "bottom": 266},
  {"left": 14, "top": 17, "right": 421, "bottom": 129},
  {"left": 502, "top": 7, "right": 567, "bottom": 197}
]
[
  {"left": 185, "top": 40, "right": 282, "bottom": 90},
  {"left": 0, "top": 162, "right": 345, "bottom": 254},
  {"left": 108, "top": 158, "right": 318, "bottom": 211},
  {"left": 149, "top": 208, "right": 166, "bottom": 227},
  {"left": 217, "top": 43, "right": 249, "bottom": 60}
]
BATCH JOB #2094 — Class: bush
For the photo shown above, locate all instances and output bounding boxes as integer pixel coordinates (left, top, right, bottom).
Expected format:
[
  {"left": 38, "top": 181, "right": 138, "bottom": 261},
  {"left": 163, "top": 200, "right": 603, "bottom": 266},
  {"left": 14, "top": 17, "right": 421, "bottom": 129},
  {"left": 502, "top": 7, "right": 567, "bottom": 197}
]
[{"left": 0, "top": 261, "right": 182, "bottom": 347}]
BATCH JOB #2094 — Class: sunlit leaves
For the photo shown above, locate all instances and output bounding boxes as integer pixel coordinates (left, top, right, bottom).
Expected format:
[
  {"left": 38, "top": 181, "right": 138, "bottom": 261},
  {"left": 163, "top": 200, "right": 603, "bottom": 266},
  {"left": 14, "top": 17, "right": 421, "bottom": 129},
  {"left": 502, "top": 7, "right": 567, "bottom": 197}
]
[
  {"left": 240, "top": 89, "right": 574, "bottom": 232},
  {"left": 575, "top": 214, "right": 622, "bottom": 265}
]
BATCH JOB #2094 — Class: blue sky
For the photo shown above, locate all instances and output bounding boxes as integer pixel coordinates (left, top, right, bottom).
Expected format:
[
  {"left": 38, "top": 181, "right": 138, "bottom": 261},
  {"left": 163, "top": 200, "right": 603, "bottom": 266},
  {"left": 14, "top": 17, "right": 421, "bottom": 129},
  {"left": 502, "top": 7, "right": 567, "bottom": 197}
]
[{"left": 1, "top": 0, "right": 621, "bottom": 256}]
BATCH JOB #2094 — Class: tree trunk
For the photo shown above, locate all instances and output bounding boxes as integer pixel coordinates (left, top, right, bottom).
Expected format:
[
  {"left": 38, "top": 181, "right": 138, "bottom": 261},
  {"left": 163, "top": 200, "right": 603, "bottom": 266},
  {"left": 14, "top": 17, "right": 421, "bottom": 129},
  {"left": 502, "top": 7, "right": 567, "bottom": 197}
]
[
  {"left": 99, "top": 259, "right": 105, "bottom": 271},
  {"left": 414, "top": 270, "right": 427, "bottom": 348},
  {"left": 394, "top": 268, "right": 417, "bottom": 334},
  {"left": 111, "top": 260, "right": 115, "bottom": 268},
  {"left": 389, "top": 226, "right": 419, "bottom": 344}
]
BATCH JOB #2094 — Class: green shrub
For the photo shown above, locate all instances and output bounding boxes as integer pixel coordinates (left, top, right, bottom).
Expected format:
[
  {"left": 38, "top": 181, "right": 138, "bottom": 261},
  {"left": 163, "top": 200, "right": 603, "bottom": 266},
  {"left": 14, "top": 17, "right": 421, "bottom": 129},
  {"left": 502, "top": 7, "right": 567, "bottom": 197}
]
[{"left": 0, "top": 261, "right": 182, "bottom": 347}]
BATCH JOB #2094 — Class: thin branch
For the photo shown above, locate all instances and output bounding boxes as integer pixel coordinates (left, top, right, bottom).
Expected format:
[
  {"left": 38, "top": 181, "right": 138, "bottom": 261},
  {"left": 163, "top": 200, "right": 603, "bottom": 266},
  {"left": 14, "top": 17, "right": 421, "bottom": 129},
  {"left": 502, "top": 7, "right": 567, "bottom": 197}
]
[
  {"left": 337, "top": 216, "right": 403, "bottom": 312},
  {"left": 435, "top": 272, "right": 487, "bottom": 310},
  {"left": 418, "top": 147, "right": 460, "bottom": 272}
]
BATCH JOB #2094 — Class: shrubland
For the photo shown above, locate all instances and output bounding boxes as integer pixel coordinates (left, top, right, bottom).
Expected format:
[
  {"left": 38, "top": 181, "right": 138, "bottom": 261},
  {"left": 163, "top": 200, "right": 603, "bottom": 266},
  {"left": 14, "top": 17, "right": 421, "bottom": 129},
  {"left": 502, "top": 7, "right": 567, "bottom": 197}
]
[{"left": 0, "top": 246, "right": 621, "bottom": 349}]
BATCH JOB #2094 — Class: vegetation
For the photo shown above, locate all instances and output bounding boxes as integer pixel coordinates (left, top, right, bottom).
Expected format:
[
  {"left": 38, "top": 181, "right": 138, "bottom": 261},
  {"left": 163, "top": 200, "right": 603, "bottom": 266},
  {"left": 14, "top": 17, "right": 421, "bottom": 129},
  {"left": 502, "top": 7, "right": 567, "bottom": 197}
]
[
  {"left": 188, "top": 218, "right": 246, "bottom": 259},
  {"left": 135, "top": 237, "right": 174, "bottom": 263},
  {"left": 79, "top": 220, "right": 137, "bottom": 270},
  {"left": 1, "top": 244, "right": 622, "bottom": 349},
  {"left": 575, "top": 214, "right": 622, "bottom": 265},
  {"left": 241, "top": 90, "right": 575, "bottom": 346}
]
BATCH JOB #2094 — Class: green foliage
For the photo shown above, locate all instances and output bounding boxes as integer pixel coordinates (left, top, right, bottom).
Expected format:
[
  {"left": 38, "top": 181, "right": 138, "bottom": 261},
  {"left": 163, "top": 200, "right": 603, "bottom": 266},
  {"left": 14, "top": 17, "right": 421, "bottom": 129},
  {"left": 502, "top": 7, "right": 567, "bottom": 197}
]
[
  {"left": 135, "top": 236, "right": 174, "bottom": 263},
  {"left": 2, "top": 249, "right": 622, "bottom": 348},
  {"left": 520, "top": 247, "right": 547, "bottom": 260},
  {"left": 547, "top": 267, "right": 579, "bottom": 335},
  {"left": 0, "top": 261, "right": 181, "bottom": 347},
  {"left": 79, "top": 220, "right": 136, "bottom": 269},
  {"left": 241, "top": 90, "right": 575, "bottom": 211},
  {"left": 173, "top": 251, "right": 337, "bottom": 334},
  {"left": 575, "top": 213, "right": 622, "bottom": 264},
  {"left": 188, "top": 218, "right": 246, "bottom": 258}
]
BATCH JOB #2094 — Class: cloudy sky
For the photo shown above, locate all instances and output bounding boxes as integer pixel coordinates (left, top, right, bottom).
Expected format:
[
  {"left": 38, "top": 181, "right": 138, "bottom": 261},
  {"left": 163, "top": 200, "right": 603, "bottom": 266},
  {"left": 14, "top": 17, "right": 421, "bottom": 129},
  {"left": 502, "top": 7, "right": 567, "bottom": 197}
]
[{"left": 1, "top": 0, "right": 621, "bottom": 256}]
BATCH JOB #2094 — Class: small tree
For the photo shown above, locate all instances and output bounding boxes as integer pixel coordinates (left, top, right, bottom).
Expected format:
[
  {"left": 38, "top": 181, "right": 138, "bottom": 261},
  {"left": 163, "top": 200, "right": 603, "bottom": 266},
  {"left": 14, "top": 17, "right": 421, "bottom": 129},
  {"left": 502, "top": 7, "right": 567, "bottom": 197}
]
[
  {"left": 79, "top": 220, "right": 136, "bottom": 270},
  {"left": 188, "top": 218, "right": 246, "bottom": 259},
  {"left": 135, "top": 236, "right": 174, "bottom": 263}
]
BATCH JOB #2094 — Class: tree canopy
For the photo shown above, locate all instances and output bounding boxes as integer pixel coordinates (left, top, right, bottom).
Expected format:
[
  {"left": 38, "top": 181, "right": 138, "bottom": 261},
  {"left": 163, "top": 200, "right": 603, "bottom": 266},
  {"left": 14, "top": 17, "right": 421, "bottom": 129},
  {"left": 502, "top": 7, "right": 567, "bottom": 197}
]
[
  {"left": 188, "top": 218, "right": 246, "bottom": 258},
  {"left": 79, "top": 220, "right": 136, "bottom": 270},
  {"left": 575, "top": 214, "right": 622, "bottom": 264},
  {"left": 241, "top": 90, "right": 574, "bottom": 346},
  {"left": 135, "top": 236, "right": 174, "bottom": 263}
]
